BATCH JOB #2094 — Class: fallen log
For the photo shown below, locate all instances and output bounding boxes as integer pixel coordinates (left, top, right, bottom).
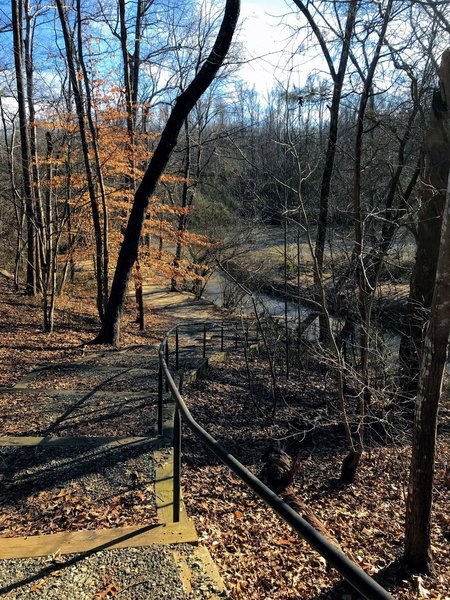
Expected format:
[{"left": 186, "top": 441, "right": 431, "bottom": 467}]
[{"left": 260, "top": 444, "right": 342, "bottom": 550}]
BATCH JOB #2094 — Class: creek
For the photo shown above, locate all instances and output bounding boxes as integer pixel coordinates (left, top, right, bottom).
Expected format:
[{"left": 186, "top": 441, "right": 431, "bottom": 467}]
[
  {"left": 202, "top": 271, "right": 407, "bottom": 359},
  {"left": 202, "top": 271, "right": 340, "bottom": 341}
]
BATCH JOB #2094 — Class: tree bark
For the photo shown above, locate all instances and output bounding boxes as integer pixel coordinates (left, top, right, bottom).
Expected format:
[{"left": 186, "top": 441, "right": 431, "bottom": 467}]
[
  {"left": 55, "top": 0, "right": 106, "bottom": 322},
  {"left": 12, "top": 0, "right": 36, "bottom": 295},
  {"left": 346, "top": 0, "right": 393, "bottom": 469},
  {"left": 399, "top": 50, "right": 450, "bottom": 394},
  {"left": 119, "top": 0, "right": 145, "bottom": 326},
  {"left": 171, "top": 119, "right": 192, "bottom": 291},
  {"left": 292, "top": 0, "right": 358, "bottom": 342},
  {"left": 76, "top": 0, "right": 109, "bottom": 315},
  {"left": 404, "top": 48, "right": 450, "bottom": 574},
  {"left": 93, "top": 0, "right": 240, "bottom": 345},
  {"left": 24, "top": 0, "right": 45, "bottom": 293}
]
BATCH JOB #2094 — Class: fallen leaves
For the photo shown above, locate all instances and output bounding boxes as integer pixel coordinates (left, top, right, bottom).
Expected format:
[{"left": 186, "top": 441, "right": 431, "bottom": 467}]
[
  {"left": 95, "top": 581, "right": 120, "bottom": 599},
  {"left": 182, "top": 355, "right": 450, "bottom": 600},
  {"left": 0, "top": 487, "right": 157, "bottom": 538}
]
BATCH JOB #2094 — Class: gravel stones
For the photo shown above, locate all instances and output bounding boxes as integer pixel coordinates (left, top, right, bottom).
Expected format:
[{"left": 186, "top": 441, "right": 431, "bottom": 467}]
[
  {"left": 0, "top": 546, "right": 186, "bottom": 599},
  {"left": 0, "top": 544, "right": 229, "bottom": 599}
]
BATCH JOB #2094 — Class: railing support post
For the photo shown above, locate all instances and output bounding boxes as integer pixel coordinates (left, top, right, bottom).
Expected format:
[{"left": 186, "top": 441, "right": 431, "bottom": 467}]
[
  {"left": 157, "top": 364, "right": 163, "bottom": 436},
  {"left": 165, "top": 340, "right": 169, "bottom": 392},
  {"left": 175, "top": 326, "right": 179, "bottom": 371},
  {"left": 173, "top": 405, "right": 181, "bottom": 523},
  {"left": 202, "top": 323, "right": 207, "bottom": 358},
  {"left": 220, "top": 323, "right": 224, "bottom": 352}
]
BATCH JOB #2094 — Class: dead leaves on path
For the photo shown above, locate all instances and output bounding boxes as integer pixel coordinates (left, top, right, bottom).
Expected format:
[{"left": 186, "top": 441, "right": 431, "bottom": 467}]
[{"left": 0, "top": 481, "right": 157, "bottom": 538}]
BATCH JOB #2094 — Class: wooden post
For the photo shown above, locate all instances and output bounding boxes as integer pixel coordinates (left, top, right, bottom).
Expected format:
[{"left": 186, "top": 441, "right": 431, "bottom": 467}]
[{"left": 173, "top": 406, "right": 181, "bottom": 523}]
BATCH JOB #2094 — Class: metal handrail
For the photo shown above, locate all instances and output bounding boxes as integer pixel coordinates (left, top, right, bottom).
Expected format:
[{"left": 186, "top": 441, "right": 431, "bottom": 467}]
[{"left": 158, "top": 321, "right": 393, "bottom": 600}]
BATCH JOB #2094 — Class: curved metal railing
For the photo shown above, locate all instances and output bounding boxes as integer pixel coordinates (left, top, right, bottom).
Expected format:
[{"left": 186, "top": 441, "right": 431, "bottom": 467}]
[{"left": 158, "top": 321, "right": 393, "bottom": 600}]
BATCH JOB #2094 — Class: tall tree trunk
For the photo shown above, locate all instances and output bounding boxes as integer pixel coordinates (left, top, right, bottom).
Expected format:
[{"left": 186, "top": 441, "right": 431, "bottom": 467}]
[
  {"left": 293, "top": 0, "right": 358, "bottom": 342},
  {"left": 75, "top": 0, "right": 109, "bottom": 314},
  {"left": 24, "top": 0, "right": 45, "bottom": 292},
  {"left": 404, "top": 49, "right": 450, "bottom": 573},
  {"left": 171, "top": 119, "right": 191, "bottom": 291},
  {"left": 346, "top": 0, "right": 393, "bottom": 475},
  {"left": 399, "top": 52, "right": 450, "bottom": 395},
  {"left": 12, "top": 0, "right": 35, "bottom": 295},
  {"left": 42, "top": 132, "right": 56, "bottom": 332},
  {"left": 119, "top": 0, "right": 145, "bottom": 326},
  {"left": 93, "top": 0, "right": 240, "bottom": 345},
  {"left": 55, "top": 0, "right": 106, "bottom": 322},
  {"left": 0, "top": 96, "right": 23, "bottom": 289}
]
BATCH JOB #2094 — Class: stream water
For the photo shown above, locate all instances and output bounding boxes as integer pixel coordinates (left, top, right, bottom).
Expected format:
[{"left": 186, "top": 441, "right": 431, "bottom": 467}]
[
  {"left": 202, "top": 271, "right": 338, "bottom": 341},
  {"left": 202, "top": 271, "right": 406, "bottom": 356}
]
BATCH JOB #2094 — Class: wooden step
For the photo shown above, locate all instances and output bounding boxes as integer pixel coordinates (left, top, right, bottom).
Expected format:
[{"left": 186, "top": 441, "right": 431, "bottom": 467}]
[
  {"left": 0, "top": 521, "right": 198, "bottom": 560},
  {"left": 0, "top": 435, "right": 159, "bottom": 448}
]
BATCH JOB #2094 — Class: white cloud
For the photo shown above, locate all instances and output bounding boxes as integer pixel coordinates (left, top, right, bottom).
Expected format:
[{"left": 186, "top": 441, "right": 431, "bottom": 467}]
[{"left": 236, "top": 0, "right": 326, "bottom": 94}]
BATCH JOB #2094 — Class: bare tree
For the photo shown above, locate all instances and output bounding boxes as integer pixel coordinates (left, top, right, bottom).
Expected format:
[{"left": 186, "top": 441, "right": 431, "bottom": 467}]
[
  {"left": 404, "top": 48, "right": 450, "bottom": 575},
  {"left": 292, "top": 0, "right": 358, "bottom": 341},
  {"left": 94, "top": 0, "right": 241, "bottom": 345},
  {"left": 55, "top": 0, "right": 107, "bottom": 321},
  {"left": 11, "top": 0, "right": 35, "bottom": 294}
]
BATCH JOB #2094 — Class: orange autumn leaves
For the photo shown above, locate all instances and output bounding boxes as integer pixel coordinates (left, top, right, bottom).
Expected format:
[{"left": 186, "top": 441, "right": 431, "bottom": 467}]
[{"left": 36, "top": 89, "right": 211, "bottom": 290}]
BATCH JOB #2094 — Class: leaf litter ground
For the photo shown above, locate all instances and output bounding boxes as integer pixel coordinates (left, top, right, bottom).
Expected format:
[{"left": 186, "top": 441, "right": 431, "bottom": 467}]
[
  {"left": 0, "top": 275, "right": 449, "bottom": 598},
  {"left": 182, "top": 353, "right": 450, "bottom": 599},
  {"left": 0, "top": 276, "right": 171, "bottom": 538}
]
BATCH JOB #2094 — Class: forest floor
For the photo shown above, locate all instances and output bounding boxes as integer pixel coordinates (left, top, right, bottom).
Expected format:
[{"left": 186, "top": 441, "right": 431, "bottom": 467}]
[
  {"left": 0, "top": 273, "right": 449, "bottom": 599},
  {"left": 182, "top": 354, "right": 450, "bottom": 600}
]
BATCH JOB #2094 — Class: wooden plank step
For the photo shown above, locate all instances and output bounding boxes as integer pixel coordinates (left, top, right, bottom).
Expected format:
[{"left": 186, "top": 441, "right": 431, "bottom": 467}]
[
  {"left": 0, "top": 435, "right": 160, "bottom": 448},
  {"left": 32, "top": 363, "right": 158, "bottom": 371},
  {"left": 0, "top": 521, "right": 198, "bottom": 560},
  {"left": 0, "top": 387, "right": 155, "bottom": 397},
  {"left": 155, "top": 448, "right": 191, "bottom": 526}
]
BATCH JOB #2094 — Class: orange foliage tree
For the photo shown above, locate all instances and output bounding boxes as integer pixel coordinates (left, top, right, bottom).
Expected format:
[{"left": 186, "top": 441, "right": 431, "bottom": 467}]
[{"left": 36, "top": 85, "right": 212, "bottom": 331}]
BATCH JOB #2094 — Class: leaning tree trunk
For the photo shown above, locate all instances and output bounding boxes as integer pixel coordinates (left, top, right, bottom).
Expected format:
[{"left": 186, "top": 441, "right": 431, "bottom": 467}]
[
  {"left": 404, "top": 48, "right": 450, "bottom": 574},
  {"left": 399, "top": 50, "right": 450, "bottom": 395},
  {"left": 93, "top": 0, "right": 240, "bottom": 346}
]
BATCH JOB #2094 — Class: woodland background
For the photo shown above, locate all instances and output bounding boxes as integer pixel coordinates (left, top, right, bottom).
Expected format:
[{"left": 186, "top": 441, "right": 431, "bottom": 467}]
[{"left": 0, "top": 0, "right": 450, "bottom": 596}]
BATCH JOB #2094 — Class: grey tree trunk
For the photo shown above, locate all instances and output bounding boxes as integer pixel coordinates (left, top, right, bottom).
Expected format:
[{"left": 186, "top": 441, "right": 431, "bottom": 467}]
[
  {"left": 404, "top": 48, "right": 450, "bottom": 574},
  {"left": 55, "top": 0, "right": 106, "bottom": 322},
  {"left": 12, "top": 0, "right": 35, "bottom": 295},
  {"left": 399, "top": 51, "right": 450, "bottom": 394},
  {"left": 292, "top": 0, "right": 358, "bottom": 342}
]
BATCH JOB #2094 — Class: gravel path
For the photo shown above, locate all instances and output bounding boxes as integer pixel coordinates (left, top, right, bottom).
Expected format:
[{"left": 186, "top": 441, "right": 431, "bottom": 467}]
[
  {"left": 0, "top": 546, "right": 186, "bottom": 598},
  {"left": 0, "top": 544, "right": 229, "bottom": 599},
  {"left": 0, "top": 286, "right": 230, "bottom": 599}
]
